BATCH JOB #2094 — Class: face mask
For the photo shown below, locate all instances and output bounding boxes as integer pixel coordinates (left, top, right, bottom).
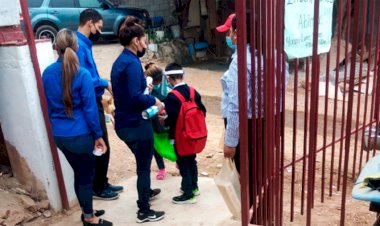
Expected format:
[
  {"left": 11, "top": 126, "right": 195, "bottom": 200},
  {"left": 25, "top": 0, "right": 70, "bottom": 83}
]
[
  {"left": 226, "top": 36, "right": 236, "bottom": 50},
  {"left": 89, "top": 29, "right": 101, "bottom": 42},
  {"left": 153, "top": 84, "right": 161, "bottom": 90},
  {"left": 137, "top": 48, "right": 146, "bottom": 58}
]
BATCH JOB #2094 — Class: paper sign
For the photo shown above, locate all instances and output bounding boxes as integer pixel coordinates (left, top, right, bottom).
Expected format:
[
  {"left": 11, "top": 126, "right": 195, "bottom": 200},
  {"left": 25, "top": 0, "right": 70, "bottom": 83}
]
[{"left": 284, "top": 0, "right": 334, "bottom": 59}]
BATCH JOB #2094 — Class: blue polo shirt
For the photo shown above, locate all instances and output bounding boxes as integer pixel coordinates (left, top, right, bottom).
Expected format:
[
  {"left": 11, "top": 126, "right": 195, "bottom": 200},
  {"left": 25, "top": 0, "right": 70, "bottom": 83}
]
[
  {"left": 42, "top": 58, "right": 103, "bottom": 139},
  {"left": 111, "top": 48, "right": 156, "bottom": 130},
  {"left": 76, "top": 31, "right": 108, "bottom": 97}
]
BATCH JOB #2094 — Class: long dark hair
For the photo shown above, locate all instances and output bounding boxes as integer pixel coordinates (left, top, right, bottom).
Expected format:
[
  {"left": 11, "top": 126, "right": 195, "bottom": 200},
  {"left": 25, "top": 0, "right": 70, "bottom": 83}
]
[{"left": 56, "top": 29, "right": 79, "bottom": 117}]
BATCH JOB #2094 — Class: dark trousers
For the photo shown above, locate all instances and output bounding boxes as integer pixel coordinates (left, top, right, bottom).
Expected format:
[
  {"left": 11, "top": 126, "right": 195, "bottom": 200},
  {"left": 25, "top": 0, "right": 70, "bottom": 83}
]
[
  {"left": 116, "top": 121, "right": 154, "bottom": 212},
  {"left": 54, "top": 134, "right": 95, "bottom": 218},
  {"left": 154, "top": 149, "right": 165, "bottom": 169},
  {"left": 93, "top": 98, "right": 110, "bottom": 193},
  {"left": 176, "top": 152, "right": 198, "bottom": 198}
]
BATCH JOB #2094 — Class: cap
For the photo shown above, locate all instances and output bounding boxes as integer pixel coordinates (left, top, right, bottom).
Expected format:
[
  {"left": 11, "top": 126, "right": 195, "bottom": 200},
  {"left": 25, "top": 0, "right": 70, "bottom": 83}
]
[{"left": 216, "top": 13, "right": 236, "bottom": 33}]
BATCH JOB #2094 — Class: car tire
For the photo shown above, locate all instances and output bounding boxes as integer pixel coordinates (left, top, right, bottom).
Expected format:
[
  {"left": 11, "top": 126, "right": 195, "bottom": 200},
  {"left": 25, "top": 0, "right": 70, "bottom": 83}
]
[{"left": 35, "top": 25, "right": 58, "bottom": 44}]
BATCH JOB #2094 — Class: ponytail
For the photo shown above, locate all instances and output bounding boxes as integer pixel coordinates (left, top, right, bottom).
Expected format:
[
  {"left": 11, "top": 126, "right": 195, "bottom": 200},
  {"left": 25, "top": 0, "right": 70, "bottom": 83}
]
[{"left": 56, "top": 29, "right": 79, "bottom": 117}]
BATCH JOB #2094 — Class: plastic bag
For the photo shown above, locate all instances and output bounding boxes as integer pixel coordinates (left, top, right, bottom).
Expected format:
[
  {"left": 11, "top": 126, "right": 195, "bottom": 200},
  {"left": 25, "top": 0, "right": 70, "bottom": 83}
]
[
  {"left": 214, "top": 158, "right": 241, "bottom": 220},
  {"left": 153, "top": 131, "right": 177, "bottom": 162}
]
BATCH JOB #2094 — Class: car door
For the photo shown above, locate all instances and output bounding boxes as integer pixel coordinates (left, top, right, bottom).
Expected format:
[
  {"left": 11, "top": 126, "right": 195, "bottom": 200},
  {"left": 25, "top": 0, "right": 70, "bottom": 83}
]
[
  {"left": 47, "top": 0, "right": 79, "bottom": 30},
  {"left": 77, "top": 0, "right": 115, "bottom": 36}
]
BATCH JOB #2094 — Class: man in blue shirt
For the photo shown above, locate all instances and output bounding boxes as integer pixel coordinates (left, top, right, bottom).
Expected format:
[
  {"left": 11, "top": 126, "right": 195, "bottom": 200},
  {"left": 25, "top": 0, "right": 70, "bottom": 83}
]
[{"left": 76, "top": 9, "right": 123, "bottom": 200}]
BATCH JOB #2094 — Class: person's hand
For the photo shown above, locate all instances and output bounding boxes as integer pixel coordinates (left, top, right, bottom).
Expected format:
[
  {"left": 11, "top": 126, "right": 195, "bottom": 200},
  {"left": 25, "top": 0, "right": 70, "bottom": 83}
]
[
  {"left": 95, "top": 138, "right": 107, "bottom": 154},
  {"left": 107, "top": 81, "right": 113, "bottom": 96},
  {"left": 223, "top": 145, "right": 236, "bottom": 158},
  {"left": 147, "top": 83, "right": 153, "bottom": 94},
  {"left": 158, "top": 114, "right": 168, "bottom": 125},
  {"left": 154, "top": 98, "right": 164, "bottom": 110}
]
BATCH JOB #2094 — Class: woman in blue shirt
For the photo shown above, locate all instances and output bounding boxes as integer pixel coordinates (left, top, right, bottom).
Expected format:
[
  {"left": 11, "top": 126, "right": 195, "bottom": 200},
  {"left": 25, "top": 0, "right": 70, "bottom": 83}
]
[
  {"left": 42, "top": 29, "right": 112, "bottom": 226},
  {"left": 111, "top": 17, "right": 165, "bottom": 223}
]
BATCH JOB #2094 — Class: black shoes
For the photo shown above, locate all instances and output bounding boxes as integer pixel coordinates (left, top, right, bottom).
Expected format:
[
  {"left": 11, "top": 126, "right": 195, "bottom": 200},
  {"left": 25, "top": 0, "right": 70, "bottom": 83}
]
[
  {"left": 83, "top": 218, "right": 113, "bottom": 226},
  {"left": 106, "top": 183, "right": 124, "bottom": 194},
  {"left": 150, "top": 188, "right": 161, "bottom": 200},
  {"left": 93, "top": 188, "right": 119, "bottom": 201},
  {"left": 136, "top": 209, "right": 165, "bottom": 223},
  {"left": 81, "top": 210, "right": 105, "bottom": 222},
  {"left": 172, "top": 194, "right": 197, "bottom": 204}
]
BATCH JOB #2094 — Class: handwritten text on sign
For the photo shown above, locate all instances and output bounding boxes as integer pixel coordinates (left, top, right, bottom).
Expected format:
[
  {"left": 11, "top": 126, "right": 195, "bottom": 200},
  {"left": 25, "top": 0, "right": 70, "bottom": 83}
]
[{"left": 284, "top": 0, "right": 334, "bottom": 59}]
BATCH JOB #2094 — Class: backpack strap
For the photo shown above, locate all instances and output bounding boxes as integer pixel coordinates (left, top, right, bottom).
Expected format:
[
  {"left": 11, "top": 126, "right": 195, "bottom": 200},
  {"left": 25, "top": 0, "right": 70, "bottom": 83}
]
[
  {"left": 171, "top": 90, "right": 186, "bottom": 103},
  {"left": 189, "top": 86, "right": 195, "bottom": 100}
]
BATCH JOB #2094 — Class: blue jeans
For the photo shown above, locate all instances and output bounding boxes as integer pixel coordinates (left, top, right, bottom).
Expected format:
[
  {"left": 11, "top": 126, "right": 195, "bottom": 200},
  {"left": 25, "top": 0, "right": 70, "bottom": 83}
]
[
  {"left": 116, "top": 121, "right": 154, "bottom": 212},
  {"left": 54, "top": 134, "right": 95, "bottom": 218}
]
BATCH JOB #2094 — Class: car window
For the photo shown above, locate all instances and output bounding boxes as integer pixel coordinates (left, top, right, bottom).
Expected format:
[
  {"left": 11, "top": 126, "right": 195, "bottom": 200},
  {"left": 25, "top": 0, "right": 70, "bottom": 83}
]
[
  {"left": 49, "top": 0, "right": 75, "bottom": 8},
  {"left": 78, "top": 0, "right": 101, "bottom": 8},
  {"left": 28, "top": 0, "right": 44, "bottom": 7}
]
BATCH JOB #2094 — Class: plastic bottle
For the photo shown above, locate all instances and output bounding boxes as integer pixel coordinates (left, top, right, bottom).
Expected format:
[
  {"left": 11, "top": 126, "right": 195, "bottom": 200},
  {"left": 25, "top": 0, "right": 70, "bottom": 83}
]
[{"left": 144, "top": 76, "right": 153, "bottom": 95}]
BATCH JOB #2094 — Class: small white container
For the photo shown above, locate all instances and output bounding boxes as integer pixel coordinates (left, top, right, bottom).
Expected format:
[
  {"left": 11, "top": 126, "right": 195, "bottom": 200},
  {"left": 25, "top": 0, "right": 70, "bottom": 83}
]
[
  {"left": 93, "top": 147, "right": 103, "bottom": 156},
  {"left": 148, "top": 43, "right": 158, "bottom": 52},
  {"left": 155, "top": 30, "right": 164, "bottom": 41}
]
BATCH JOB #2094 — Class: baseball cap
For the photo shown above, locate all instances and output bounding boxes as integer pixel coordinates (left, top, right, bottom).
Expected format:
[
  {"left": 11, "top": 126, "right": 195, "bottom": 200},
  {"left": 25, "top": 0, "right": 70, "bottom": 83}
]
[{"left": 216, "top": 13, "right": 236, "bottom": 33}]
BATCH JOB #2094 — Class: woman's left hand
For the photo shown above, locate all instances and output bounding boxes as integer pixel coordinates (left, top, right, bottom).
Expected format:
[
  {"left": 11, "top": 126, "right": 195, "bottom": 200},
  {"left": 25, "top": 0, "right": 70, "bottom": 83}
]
[{"left": 147, "top": 84, "right": 153, "bottom": 94}]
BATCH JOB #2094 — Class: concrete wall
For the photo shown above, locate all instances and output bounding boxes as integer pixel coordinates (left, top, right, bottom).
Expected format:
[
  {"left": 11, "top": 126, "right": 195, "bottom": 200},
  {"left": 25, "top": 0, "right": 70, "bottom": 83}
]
[{"left": 121, "top": 0, "right": 177, "bottom": 25}]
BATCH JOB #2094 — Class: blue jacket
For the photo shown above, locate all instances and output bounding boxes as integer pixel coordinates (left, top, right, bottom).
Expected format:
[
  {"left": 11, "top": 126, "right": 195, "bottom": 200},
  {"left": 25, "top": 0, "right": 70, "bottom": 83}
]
[
  {"left": 42, "top": 58, "right": 103, "bottom": 139},
  {"left": 111, "top": 48, "right": 156, "bottom": 130},
  {"left": 76, "top": 31, "right": 108, "bottom": 97}
]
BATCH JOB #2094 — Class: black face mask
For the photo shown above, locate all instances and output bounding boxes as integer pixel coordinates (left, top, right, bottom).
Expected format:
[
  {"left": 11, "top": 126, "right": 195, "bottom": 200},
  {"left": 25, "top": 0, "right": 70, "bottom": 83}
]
[
  {"left": 137, "top": 48, "right": 146, "bottom": 58},
  {"left": 89, "top": 29, "right": 101, "bottom": 42}
]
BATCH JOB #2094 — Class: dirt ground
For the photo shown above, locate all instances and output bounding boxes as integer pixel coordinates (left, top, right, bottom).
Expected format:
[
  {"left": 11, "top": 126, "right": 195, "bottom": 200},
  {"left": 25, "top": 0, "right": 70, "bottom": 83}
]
[{"left": 0, "top": 43, "right": 375, "bottom": 225}]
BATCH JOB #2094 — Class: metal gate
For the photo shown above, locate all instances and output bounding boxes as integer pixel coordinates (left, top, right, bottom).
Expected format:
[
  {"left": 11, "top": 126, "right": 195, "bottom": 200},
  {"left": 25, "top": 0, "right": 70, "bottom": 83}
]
[{"left": 235, "top": 0, "right": 380, "bottom": 225}]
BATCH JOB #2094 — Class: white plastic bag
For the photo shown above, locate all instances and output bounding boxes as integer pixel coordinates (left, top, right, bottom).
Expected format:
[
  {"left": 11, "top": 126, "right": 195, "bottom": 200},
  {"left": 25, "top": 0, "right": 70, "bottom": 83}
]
[{"left": 214, "top": 158, "right": 241, "bottom": 220}]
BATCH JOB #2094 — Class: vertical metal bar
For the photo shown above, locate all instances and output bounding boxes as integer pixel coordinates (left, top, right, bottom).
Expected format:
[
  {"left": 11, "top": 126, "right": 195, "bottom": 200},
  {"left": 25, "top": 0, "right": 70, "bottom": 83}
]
[
  {"left": 340, "top": 0, "right": 361, "bottom": 224},
  {"left": 306, "top": 0, "right": 320, "bottom": 224},
  {"left": 359, "top": 0, "right": 377, "bottom": 171},
  {"left": 330, "top": 0, "right": 344, "bottom": 197},
  {"left": 337, "top": 0, "right": 352, "bottom": 191},
  {"left": 235, "top": 0, "right": 249, "bottom": 225},
  {"left": 301, "top": 57, "right": 310, "bottom": 215},
  {"left": 352, "top": 0, "right": 368, "bottom": 180},
  {"left": 256, "top": 0, "right": 264, "bottom": 222},
  {"left": 291, "top": 59, "right": 299, "bottom": 221},
  {"left": 249, "top": 0, "right": 258, "bottom": 223},
  {"left": 322, "top": 52, "right": 331, "bottom": 203}
]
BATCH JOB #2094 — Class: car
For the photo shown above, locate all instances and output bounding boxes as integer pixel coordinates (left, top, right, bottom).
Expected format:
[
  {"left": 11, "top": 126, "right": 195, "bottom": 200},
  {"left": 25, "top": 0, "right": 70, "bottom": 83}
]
[{"left": 27, "top": 0, "right": 151, "bottom": 43}]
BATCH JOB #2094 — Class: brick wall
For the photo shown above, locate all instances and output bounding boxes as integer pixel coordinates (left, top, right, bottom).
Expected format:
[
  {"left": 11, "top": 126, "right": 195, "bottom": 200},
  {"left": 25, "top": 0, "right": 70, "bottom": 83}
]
[{"left": 120, "top": 0, "right": 177, "bottom": 25}]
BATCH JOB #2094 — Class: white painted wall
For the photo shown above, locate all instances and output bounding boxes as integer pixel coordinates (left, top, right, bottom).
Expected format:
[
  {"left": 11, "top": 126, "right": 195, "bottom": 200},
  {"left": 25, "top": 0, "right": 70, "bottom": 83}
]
[{"left": 0, "top": 0, "right": 77, "bottom": 210}]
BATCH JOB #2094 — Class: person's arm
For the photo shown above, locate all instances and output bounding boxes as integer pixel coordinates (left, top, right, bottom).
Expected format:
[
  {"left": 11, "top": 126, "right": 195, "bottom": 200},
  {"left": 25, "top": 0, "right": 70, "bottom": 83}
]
[
  {"left": 77, "top": 46, "right": 109, "bottom": 91},
  {"left": 224, "top": 60, "right": 240, "bottom": 148},
  {"left": 125, "top": 62, "right": 156, "bottom": 110},
  {"left": 79, "top": 69, "right": 103, "bottom": 139},
  {"left": 163, "top": 94, "right": 180, "bottom": 128}
]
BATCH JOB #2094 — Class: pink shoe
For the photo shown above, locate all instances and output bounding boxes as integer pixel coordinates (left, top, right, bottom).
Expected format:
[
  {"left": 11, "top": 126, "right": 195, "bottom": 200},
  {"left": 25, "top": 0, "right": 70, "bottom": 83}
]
[{"left": 156, "top": 169, "right": 166, "bottom": 180}]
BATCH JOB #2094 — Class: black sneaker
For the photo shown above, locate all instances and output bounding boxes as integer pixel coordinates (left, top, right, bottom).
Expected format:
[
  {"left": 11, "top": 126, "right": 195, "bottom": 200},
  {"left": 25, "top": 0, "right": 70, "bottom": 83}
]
[
  {"left": 93, "top": 188, "right": 119, "bottom": 201},
  {"left": 81, "top": 210, "right": 105, "bottom": 222},
  {"left": 83, "top": 218, "right": 113, "bottom": 226},
  {"left": 136, "top": 209, "right": 165, "bottom": 223},
  {"left": 106, "top": 183, "right": 124, "bottom": 194},
  {"left": 172, "top": 194, "right": 197, "bottom": 204},
  {"left": 150, "top": 188, "right": 161, "bottom": 200}
]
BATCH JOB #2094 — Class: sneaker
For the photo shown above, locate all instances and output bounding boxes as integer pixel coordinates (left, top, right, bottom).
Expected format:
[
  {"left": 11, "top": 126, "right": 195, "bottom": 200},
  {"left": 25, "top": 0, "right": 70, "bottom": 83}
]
[
  {"left": 81, "top": 210, "right": 105, "bottom": 222},
  {"left": 93, "top": 188, "right": 119, "bottom": 201},
  {"left": 180, "top": 187, "right": 200, "bottom": 196},
  {"left": 106, "top": 183, "right": 124, "bottom": 194},
  {"left": 156, "top": 169, "right": 166, "bottom": 180},
  {"left": 172, "top": 194, "right": 197, "bottom": 204},
  {"left": 150, "top": 188, "right": 161, "bottom": 200},
  {"left": 83, "top": 218, "right": 113, "bottom": 226},
  {"left": 136, "top": 209, "right": 165, "bottom": 223}
]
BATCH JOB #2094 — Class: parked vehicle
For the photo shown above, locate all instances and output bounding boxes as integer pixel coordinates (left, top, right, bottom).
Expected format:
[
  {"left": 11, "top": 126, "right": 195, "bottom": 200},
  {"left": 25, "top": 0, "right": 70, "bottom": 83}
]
[{"left": 27, "top": 0, "right": 151, "bottom": 43}]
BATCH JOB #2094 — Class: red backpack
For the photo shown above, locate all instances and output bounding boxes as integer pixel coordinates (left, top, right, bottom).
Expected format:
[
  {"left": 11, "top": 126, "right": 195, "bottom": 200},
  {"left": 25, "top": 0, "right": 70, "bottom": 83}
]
[{"left": 171, "top": 86, "right": 207, "bottom": 156}]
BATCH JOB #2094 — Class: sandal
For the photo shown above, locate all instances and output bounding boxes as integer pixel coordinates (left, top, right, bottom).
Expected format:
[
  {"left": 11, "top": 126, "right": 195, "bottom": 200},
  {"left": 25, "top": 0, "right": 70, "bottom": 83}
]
[{"left": 156, "top": 169, "right": 166, "bottom": 180}]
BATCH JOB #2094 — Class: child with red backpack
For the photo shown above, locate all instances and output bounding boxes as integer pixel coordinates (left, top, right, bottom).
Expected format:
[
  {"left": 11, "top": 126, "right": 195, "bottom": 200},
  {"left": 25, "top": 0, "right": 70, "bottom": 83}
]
[{"left": 162, "top": 63, "right": 207, "bottom": 204}]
